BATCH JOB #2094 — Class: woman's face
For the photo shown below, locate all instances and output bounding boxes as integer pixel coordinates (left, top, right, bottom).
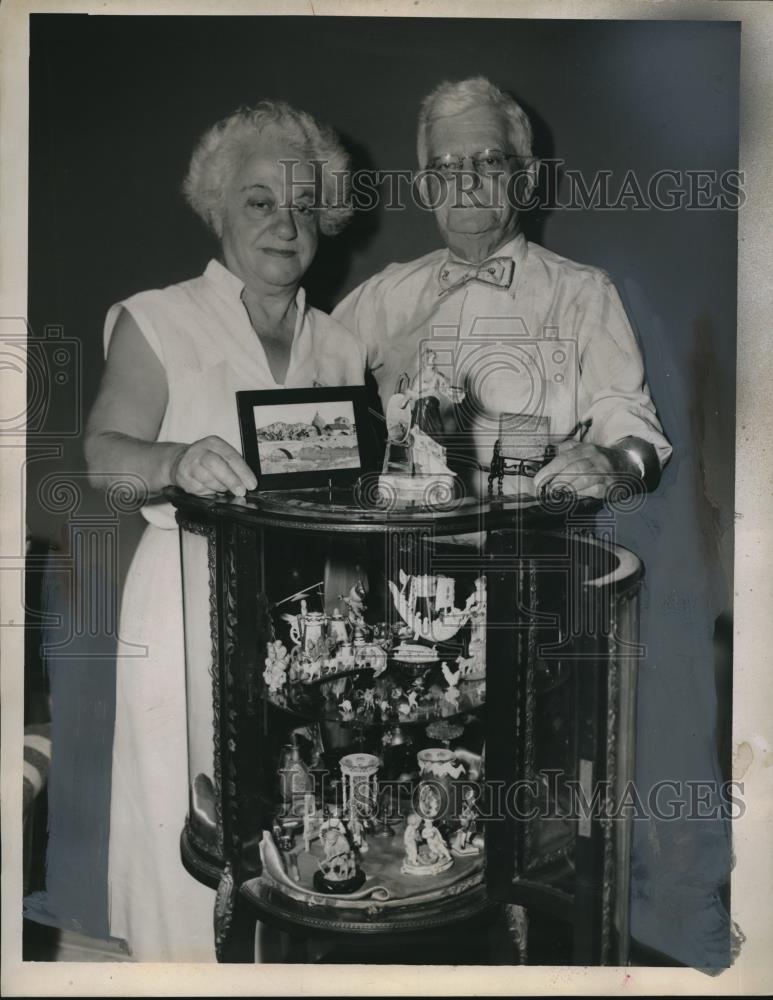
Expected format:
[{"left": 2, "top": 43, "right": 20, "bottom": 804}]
[{"left": 221, "top": 132, "right": 319, "bottom": 293}]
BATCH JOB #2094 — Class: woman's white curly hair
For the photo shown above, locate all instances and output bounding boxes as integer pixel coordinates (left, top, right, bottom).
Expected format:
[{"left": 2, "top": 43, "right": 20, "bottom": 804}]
[
  {"left": 183, "top": 99, "right": 353, "bottom": 237},
  {"left": 417, "top": 76, "right": 534, "bottom": 168}
]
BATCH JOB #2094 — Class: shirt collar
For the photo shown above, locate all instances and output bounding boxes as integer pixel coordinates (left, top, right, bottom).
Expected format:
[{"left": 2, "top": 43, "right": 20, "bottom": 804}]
[{"left": 204, "top": 257, "right": 307, "bottom": 327}]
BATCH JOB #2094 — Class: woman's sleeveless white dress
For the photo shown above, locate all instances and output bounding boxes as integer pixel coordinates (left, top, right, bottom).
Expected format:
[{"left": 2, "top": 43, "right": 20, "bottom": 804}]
[{"left": 106, "top": 259, "right": 364, "bottom": 961}]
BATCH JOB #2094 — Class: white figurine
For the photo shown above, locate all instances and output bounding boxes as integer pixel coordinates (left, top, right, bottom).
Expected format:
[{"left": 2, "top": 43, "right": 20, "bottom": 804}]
[
  {"left": 263, "top": 639, "right": 290, "bottom": 694},
  {"left": 342, "top": 580, "right": 367, "bottom": 628},
  {"left": 451, "top": 788, "right": 481, "bottom": 856},
  {"left": 403, "top": 813, "right": 421, "bottom": 866},
  {"left": 441, "top": 660, "right": 461, "bottom": 707},
  {"left": 422, "top": 819, "right": 452, "bottom": 863}
]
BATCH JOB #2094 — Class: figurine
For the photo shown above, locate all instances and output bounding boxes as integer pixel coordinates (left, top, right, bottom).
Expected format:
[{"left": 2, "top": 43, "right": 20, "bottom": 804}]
[
  {"left": 328, "top": 607, "right": 349, "bottom": 645},
  {"left": 451, "top": 788, "right": 481, "bottom": 856},
  {"left": 441, "top": 660, "right": 461, "bottom": 708},
  {"left": 422, "top": 819, "right": 452, "bottom": 864},
  {"left": 398, "top": 689, "right": 420, "bottom": 718},
  {"left": 402, "top": 813, "right": 421, "bottom": 866},
  {"left": 315, "top": 807, "right": 365, "bottom": 893},
  {"left": 263, "top": 639, "right": 290, "bottom": 694},
  {"left": 409, "top": 346, "right": 465, "bottom": 444},
  {"left": 342, "top": 580, "right": 367, "bottom": 629},
  {"left": 339, "top": 698, "right": 354, "bottom": 720},
  {"left": 362, "top": 688, "right": 376, "bottom": 711},
  {"left": 401, "top": 813, "right": 454, "bottom": 876},
  {"left": 346, "top": 811, "right": 369, "bottom": 854},
  {"left": 378, "top": 348, "right": 465, "bottom": 504},
  {"left": 300, "top": 655, "right": 323, "bottom": 684}
]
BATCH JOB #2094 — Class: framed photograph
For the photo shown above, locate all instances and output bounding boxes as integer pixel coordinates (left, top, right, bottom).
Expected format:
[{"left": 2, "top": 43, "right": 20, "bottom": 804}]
[{"left": 236, "top": 386, "right": 376, "bottom": 490}]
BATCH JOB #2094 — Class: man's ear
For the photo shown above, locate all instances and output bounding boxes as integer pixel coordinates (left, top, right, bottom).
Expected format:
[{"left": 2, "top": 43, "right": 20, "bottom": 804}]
[
  {"left": 525, "top": 157, "right": 541, "bottom": 199},
  {"left": 515, "top": 157, "right": 541, "bottom": 206}
]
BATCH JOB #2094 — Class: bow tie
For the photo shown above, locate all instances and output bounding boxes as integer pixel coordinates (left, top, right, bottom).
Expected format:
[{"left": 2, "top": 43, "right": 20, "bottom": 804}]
[{"left": 438, "top": 256, "right": 515, "bottom": 294}]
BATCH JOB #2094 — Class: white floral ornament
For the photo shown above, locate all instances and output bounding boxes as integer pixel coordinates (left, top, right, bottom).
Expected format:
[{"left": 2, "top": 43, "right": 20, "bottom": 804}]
[{"left": 263, "top": 639, "right": 290, "bottom": 694}]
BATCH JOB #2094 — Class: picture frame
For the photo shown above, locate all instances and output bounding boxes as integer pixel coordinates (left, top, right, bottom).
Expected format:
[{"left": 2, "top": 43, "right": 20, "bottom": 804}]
[{"left": 236, "top": 385, "right": 377, "bottom": 490}]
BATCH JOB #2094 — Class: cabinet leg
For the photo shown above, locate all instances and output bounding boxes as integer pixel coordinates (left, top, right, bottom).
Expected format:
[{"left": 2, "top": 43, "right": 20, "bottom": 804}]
[
  {"left": 504, "top": 903, "right": 529, "bottom": 964},
  {"left": 214, "top": 864, "right": 258, "bottom": 963}
]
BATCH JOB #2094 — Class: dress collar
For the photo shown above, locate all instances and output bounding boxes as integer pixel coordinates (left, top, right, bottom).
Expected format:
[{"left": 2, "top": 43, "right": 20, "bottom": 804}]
[{"left": 204, "top": 257, "right": 307, "bottom": 323}]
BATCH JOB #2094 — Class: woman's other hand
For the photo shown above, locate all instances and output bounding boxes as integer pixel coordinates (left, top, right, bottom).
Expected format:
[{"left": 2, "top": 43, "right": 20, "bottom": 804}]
[{"left": 169, "top": 436, "right": 257, "bottom": 497}]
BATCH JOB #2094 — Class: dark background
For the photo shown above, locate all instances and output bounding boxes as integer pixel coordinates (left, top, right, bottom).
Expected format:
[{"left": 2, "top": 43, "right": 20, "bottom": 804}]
[{"left": 26, "top": 14, "right": 738, "bottom": 963}]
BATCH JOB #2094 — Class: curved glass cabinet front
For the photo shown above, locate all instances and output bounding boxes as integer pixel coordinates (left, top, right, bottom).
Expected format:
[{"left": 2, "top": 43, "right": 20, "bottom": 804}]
[{"left": 174, "top": 489, "right": 641, "bottom": 963}]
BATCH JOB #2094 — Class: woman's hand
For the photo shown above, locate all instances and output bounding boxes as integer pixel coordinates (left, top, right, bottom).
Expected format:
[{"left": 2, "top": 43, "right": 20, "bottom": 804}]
[{"left": 169, "top": 436, "right": 258, "bottom": 497}]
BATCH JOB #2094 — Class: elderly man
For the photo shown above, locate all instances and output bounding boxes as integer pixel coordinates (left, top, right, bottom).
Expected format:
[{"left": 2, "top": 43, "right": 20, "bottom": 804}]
[{"left": 333, "top": 76, "right": 671, "bottom": 498}]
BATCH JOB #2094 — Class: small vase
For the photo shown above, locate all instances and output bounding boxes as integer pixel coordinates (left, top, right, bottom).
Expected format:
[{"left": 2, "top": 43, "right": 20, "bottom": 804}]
[{"left": 416, "top": 747, "right": 466, "bottom": 823}]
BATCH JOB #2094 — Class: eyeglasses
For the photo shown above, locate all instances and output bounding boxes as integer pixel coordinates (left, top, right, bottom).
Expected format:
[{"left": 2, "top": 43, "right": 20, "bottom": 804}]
[{"left": 427, "top": 148, "right": 525, "bottom": 177}]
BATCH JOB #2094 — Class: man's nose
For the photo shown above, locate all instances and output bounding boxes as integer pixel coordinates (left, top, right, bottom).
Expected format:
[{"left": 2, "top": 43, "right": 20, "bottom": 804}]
[
  {"left": 455, "top": 169, "right": 483, "bottom": 199},
  {"left": 271, "top": 207, "right": 298, "bottom": 239}
]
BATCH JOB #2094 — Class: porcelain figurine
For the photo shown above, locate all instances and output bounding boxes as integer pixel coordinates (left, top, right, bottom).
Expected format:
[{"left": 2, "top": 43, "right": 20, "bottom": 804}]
[
  {"left": 402, "top": 813, "right": 422, "bottom": 867},
  {"left": 378, "top": 348, "right": 466, "bottom": 504},
  {"left": 263, "top": 639, "right": 290, "bottom": 694},
  {"left": 342, "top": 580, "right": 367, "bottom": 629},
  {"left": 401, "top": 813, "right": 454, "bottom": 876},
  {"left": 315, "top": 807, "right": 365, "bottom": 893},
  {"left": 441, "top": 660, "right": 462, "bottom": 707},
  {"left": 422, "top": 819, "right": 452, "bottom": 863},
  {"left": 451, "top": 788, "right": 481, "bottom": 856}
]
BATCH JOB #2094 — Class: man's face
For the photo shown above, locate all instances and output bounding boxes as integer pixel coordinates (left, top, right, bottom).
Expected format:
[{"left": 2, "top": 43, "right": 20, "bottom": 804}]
[{"left": 426, "top": 105, "right": 526, "bottom": 260}]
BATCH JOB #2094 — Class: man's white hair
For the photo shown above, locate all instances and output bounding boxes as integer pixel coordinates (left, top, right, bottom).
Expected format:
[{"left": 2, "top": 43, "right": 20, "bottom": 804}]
[
  {"left": 417, "top": 76, "right": 534, "bottom": 168},
  {"left": 184, "top": 99, "right": 353, "bottom": 238}
]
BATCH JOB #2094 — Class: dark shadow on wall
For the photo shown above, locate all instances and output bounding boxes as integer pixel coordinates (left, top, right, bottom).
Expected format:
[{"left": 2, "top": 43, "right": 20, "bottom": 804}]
[{"left": 304, "top": 132, "right": 383, "bottom": 314}]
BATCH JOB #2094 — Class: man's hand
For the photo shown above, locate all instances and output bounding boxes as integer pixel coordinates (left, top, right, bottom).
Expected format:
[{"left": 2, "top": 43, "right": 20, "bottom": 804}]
[
  {"left": 169, "top": 436, "right": 258, "bottom": 497},
  {"left": 533, "top": 440, "right": 641, "bottom": 501}
]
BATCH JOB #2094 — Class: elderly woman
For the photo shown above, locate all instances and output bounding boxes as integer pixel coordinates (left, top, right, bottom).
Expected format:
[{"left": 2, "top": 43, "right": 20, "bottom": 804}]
[{"left": 84, "top": 100, "right": 364, "bottom": 961}]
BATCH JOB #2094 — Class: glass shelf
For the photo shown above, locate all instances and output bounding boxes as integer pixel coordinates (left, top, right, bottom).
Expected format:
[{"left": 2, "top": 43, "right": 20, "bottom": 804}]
[{"left": 262, "top": 658, "right": 485, "bottom": 726}]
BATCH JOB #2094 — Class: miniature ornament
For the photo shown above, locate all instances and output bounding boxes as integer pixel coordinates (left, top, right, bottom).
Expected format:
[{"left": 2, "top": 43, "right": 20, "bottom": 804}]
[
  {"left": 401, "top": 813, "right": 454, "bottom": 876},
  {"left": 388, "top": 569, "right": 473, "bottom": 644},
  {"left": 342, "top": 580, "right": 367, "bottom": 629},
  {"left": 263, "top": 639, "right": 290, "bottom": 694},
  {"left": 451, "top": 788, "right": 481, "bottom": 856},
  {"left": 441, "top": 660, "right": 462, "bottom": 708},
  {"left": 377, "top": 347, "right": 466, "bottom": 505},
  {"left": 314, "top": 806, "right": 366, "bottom": 893}
]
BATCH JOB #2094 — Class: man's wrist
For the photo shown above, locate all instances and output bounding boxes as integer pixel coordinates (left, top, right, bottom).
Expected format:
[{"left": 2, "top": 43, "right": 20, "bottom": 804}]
[{"left": 610, "top": 437, "right": 659, "bottom": 487}]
